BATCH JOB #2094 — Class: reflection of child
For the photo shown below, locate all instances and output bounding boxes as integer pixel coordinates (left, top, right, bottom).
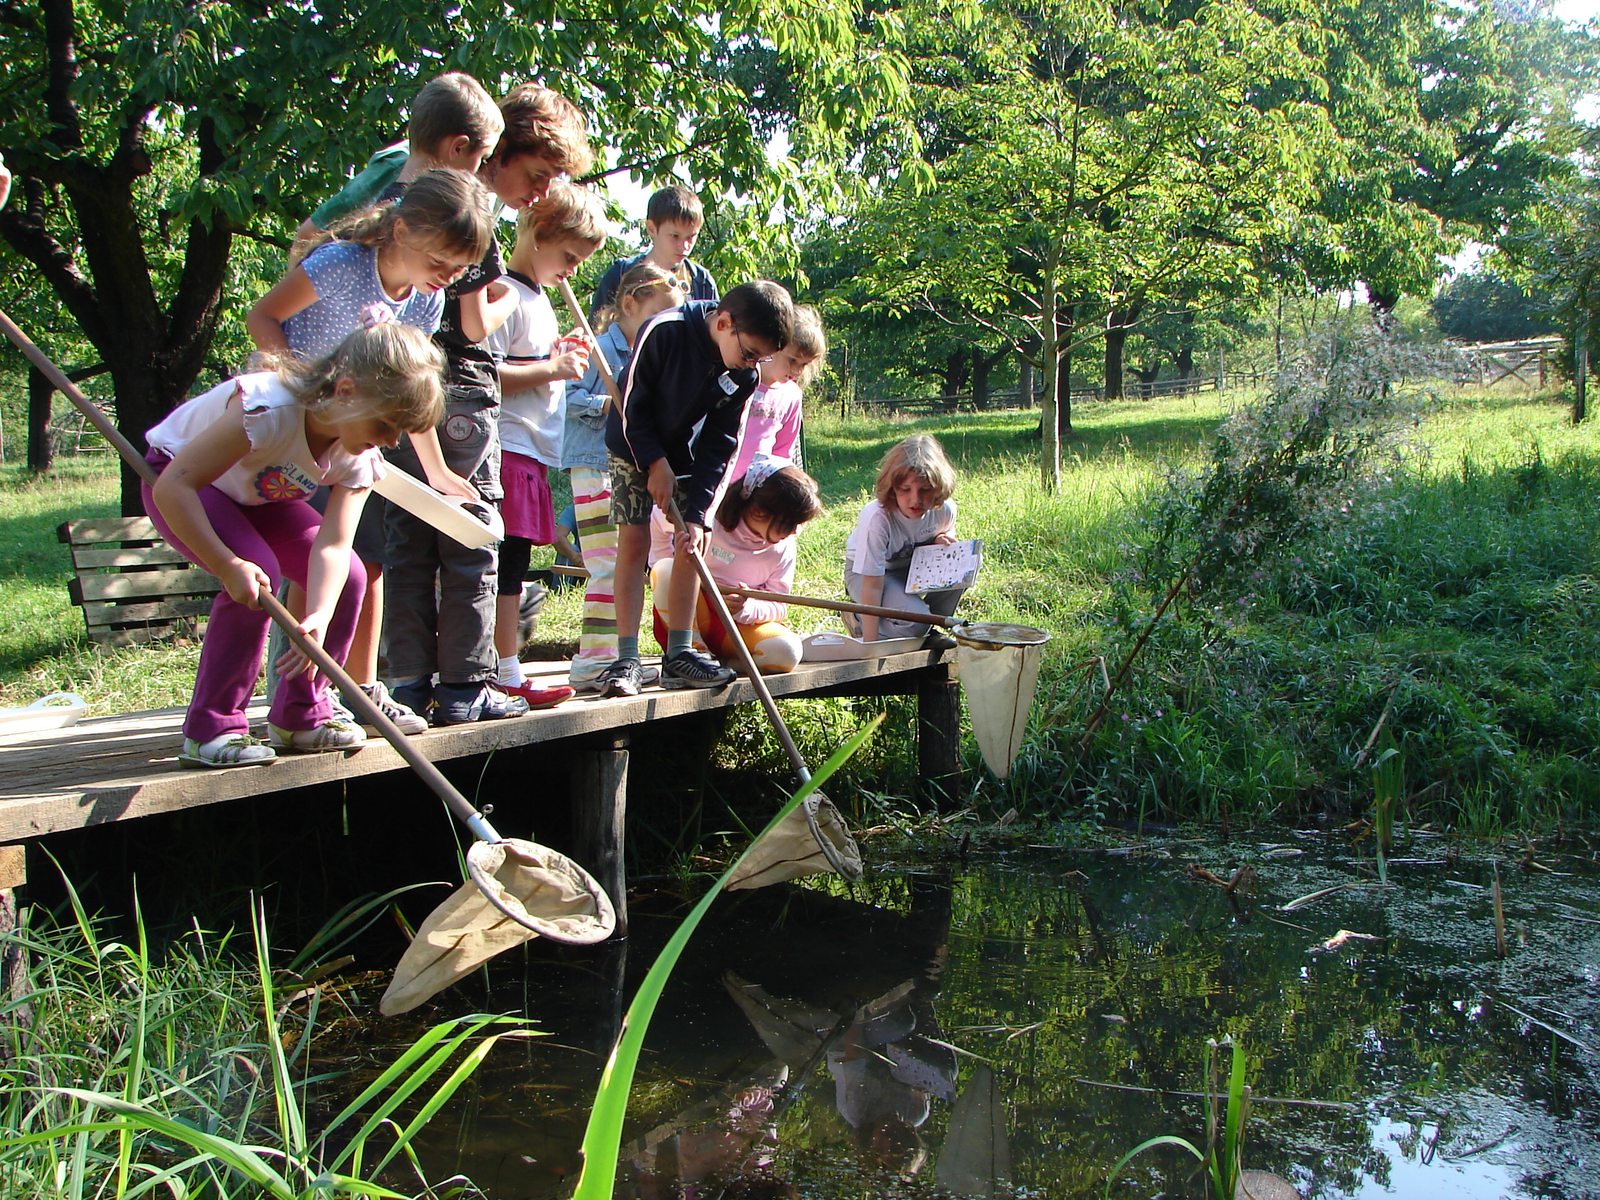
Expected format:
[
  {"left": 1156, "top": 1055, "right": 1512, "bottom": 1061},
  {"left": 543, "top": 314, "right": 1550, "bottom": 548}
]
[
  {"left": 488, "top": 184, "right": 607, "bottom": 701},
  {"left": 650, "top": 456, "right": 821, "bottom": 674},
  {"left": 843, "top": 434, "right": 962, "bottom": 642},
  {"left": 563, "top": 262, "right": 685, "bottom": 689},
  {"left": 142, "top": 320, "right": 444, "bottom": 767}
]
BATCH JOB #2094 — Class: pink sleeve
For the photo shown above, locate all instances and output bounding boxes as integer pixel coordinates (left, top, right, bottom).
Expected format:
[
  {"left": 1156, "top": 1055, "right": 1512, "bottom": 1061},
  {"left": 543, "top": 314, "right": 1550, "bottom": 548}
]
[
  {"left": 737, "top": 540, "right": 795, "bottom": 624},
  {"left": 771, "top": 384, "right": 803, "bottom": 462}
]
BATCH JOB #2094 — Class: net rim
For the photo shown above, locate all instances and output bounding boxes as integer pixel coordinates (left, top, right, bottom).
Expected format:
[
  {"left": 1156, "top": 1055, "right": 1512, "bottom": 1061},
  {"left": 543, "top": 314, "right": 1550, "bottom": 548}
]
[{"left": 952, "top": 622, "right": 1051, "bottom": 649}]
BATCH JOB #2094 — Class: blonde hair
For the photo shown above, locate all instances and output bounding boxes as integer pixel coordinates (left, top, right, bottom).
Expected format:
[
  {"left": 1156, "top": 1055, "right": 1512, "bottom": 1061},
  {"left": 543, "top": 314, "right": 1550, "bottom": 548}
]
[
  {"left": 409, "top": 72, "right": 503, "bottom": 156},
  {"left": 874, "top": 434, "right": 956, "bottom": 508},
  {"left": 498, "top": 84, "right": 594, "bottom": 177},
  {"left": 326, "top": 168, "right": 493, "bottom": 264},
  {"left": 514, "top": 181, "right": 608, "bottom": 252},
  {"left": 789, "top": 304, "right": 827, "bottom": 387},
  {"left": 281, "top": 322, "right": 445, "bottom": 434},
  {"left": 594, "top": 260, "right": 684, "bottom": 332}
]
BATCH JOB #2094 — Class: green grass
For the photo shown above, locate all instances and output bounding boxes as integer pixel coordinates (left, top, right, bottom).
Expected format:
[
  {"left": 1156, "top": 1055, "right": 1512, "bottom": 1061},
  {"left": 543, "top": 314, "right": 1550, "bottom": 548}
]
[{"left": 6, "top": 381, "right": 1596, "bottom": 836}]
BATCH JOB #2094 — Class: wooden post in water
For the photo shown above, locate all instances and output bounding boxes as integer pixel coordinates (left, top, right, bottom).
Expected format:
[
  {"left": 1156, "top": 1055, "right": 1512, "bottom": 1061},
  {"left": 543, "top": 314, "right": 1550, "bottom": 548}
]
[
  {"left": 918, "top": 666, "right": 962, "bottom": 808},
  {"left": 572, "top": 737, "right": 630, "bottom": 936},
  {"left": 0, "top": 845, "right": 30, "bottom": 1051}
]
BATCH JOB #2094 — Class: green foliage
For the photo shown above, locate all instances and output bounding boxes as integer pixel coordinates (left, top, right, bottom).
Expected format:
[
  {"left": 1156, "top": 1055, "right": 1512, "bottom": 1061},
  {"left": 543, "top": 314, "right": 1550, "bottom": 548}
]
[
  {"left": 0, "top": 870, "right": 524, "bottom": 1197},
  {"left": 1431, "top": 271, "right": 1557, "bottom": 344}
]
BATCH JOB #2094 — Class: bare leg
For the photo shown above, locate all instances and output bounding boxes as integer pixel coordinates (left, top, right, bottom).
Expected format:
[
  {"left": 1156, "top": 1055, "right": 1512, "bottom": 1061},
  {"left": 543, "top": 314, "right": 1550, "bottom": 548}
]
[
  {"left": 614, "top": 523, "right": 649, "bottom": 643},
  {"left": 494, "top": 592, "right": 522, "bottom": 658},
  {"left": 667, "top": 535, "right": 701, "bottom": 635},
  {"left": 344, "top": 567, "right": 383, "bottom": 687}
]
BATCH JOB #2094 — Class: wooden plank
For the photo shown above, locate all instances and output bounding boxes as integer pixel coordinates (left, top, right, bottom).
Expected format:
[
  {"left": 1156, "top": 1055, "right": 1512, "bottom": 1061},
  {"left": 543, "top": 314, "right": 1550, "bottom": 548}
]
[
  {"left": 0, "top": 651, "right": 954, "bottom": 844},
  {"left": 71, "top": 545, "right": 197, "bottom": 570},
  {"left": 571, "top": 739, "right": 629, "bottom": 936},
  {"left": 917, "top": 670, "right": 962, "bottom": 807},
  {"left": 59, "top": 516, "right": 164, "bottom": 543},
  {"left": 73, "top": 567, "right": 220, "bottom": 603},
  {"left": 80, "top": 597, "right": 215, "bottom": 627}
]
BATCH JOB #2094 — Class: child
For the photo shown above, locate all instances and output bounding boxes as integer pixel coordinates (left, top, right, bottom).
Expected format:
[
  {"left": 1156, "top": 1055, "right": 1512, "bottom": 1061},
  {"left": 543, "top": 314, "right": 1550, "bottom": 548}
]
[
  {"left": 142, "top": 317, "right": 445, "bottom": 768},
  {"left": 563, "top": 262, "right": 685, "bottom": 690},
  {"left": 647, "top": 303, "right": 826, "bottom": 564},
  {"left": 598, "top": 281, "right": 795, "bottom": 697},
  {"left": 650, "top": 456, "right": 821, "bottom": 674},
  {"left": 292, "top": 71, "right": 504, "bottom": 263},
  {"left": 385, "top": 85, "right": 595, "bottom": 725},
  {"left": 488, "top": 183, "right": 609, "bottom": 703},
  {"left": 590, "top": 184, "right": 718, "bottom": 317},
  {"left": 248, "top": 168, "right": 492, "bottom": 735},
  {"left": 843, "top": 434, "right": 963, "bottom": 644}
]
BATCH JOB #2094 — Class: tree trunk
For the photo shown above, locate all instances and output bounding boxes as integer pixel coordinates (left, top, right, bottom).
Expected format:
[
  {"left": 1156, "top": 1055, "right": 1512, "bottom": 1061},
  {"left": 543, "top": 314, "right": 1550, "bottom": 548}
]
[
  {"left": 1040, "top": 261, "right": 1061, "bottom": 490},
  {"left": 1104, "top": 318, "right": 1128, "bottom": 400},
  {"left": 27, "top": 367, "right": 55, "bottom": 473},
  {"left": 1018, "top": 354, "right": 1034, "bottom": 409},
  {"left": 1175, "top": 309, "right": 1196, "bottom": 388},
  {"left": 1056, "top": 301, "right": 1074, "bottom": 435},
  {"left": 972, "top": 345, "right": 991, "bottom": 409}
]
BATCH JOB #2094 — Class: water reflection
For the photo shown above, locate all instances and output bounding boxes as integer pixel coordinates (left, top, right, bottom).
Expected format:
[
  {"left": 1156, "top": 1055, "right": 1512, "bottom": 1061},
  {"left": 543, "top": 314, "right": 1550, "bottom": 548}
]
[{"left": 350, "top": 836, "right": 1600, "bottom": 1198}]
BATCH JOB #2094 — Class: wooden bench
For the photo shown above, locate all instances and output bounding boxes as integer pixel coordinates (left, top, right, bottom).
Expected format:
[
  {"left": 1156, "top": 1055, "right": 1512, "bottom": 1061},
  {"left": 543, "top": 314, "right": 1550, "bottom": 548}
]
[{"left": 57, "top": 516, "right": 220, "bottom": 646}]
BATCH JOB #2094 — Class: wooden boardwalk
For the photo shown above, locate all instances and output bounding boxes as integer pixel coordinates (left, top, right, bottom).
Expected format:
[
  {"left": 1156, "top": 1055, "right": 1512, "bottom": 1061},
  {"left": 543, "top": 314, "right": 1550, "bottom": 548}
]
[{"left": 0, "top": 650, "right": 960, "bottom": 926}]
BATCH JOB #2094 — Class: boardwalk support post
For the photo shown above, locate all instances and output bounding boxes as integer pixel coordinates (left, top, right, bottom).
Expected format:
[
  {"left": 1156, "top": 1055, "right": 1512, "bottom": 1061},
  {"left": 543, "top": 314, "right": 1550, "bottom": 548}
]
[
  {"left": 572, "top": 736, "right": 630, "bottom": 936},
  {"left": 917, "top": 666, "right": 962, "bottom": 807}
]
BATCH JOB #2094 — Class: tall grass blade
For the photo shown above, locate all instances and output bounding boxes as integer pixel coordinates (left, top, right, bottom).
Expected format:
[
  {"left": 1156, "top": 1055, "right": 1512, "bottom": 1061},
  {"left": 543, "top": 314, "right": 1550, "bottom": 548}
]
[{"left": 570, "top": 716, "right": 882, "bottom": 1200}]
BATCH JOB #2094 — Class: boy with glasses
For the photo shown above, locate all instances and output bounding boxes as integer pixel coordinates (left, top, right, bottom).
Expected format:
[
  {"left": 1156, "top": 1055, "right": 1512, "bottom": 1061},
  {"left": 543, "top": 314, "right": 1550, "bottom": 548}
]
[{"left": 600, "top": 282, "right": 794, "bottom": 695}]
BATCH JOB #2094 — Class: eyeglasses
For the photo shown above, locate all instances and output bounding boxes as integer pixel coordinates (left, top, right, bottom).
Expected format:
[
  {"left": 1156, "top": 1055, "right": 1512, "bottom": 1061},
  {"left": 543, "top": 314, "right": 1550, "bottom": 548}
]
[{"left": 732, "top": 326, "right": 773, "bottom": 366}]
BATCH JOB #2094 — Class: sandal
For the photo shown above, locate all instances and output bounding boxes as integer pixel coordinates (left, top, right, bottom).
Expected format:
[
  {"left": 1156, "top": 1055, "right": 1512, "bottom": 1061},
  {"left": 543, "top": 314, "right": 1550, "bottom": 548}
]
[
  {"left": 268, "top": 717, "right": 367, "bottom": 754},
  {"left": 179, "top": 732, "right": 277, "bottom": 769}
]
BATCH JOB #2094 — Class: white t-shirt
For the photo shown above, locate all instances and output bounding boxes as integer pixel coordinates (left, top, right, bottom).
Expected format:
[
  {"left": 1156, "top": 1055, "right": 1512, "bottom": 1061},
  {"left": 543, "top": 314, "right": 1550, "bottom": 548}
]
[
  {"left": 490, "top": 274, "right": 563, "bottom": 466},
  {"left": 284, "top": 241, "right": 444, "bottom": 359},
  {"left": 146, "top": 373, "right": 383, "bottom": 506},
  {"left": 843, "top": 498, "right": 957, "bottom": 577}
]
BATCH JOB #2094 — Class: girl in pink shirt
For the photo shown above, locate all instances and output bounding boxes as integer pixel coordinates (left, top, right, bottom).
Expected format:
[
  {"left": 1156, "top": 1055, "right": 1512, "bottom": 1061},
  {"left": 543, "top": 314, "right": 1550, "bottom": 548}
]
[{"left": 650, "top": 455, "right": 821, "bottom": 673}]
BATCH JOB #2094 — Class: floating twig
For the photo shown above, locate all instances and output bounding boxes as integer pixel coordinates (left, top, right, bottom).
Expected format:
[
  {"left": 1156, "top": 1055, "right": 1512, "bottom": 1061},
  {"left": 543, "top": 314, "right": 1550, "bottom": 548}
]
[
  {"left": 1279, "top": 883, "right": 1354, "bottom": 912},
  {"left": 1069, "top": 1076, "right": 1355, "bottom": 1111},
  {"left": 1493, "top": 861, "right": 1508, "bottom": 959},
  {"left": 1493, "top": 998, "right": 1593, "bottom": 1052}
]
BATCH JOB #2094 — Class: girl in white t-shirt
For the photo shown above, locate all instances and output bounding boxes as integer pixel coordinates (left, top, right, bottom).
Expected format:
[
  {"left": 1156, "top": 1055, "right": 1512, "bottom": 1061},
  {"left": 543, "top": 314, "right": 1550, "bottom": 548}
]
[
  {"left": 488, "top": 185, "right": 607, "bottom": 701},
  {"left": 143, "top": 317, "right": 446, "bottom": 768},
  {"left": 843, "top": 434, "right": 962, "bottom": 642}
]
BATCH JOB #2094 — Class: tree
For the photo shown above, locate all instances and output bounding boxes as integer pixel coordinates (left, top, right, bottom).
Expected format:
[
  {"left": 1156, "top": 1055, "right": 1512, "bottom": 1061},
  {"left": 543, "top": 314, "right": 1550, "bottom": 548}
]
[
  {"left": 0, "top": 2, "right": 913, "bottom": 508},
  {"left": 1430, "top": 270, "right": 1555, "bottom": 342}
]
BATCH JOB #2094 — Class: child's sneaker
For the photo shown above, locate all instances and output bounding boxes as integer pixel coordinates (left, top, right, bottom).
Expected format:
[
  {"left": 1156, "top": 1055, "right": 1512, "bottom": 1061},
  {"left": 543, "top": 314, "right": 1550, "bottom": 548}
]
[
  {"left": 500, "top": 680, "right": 576, "bottom": 710},
  {"left": 391, "top": 678, "right": 434, "bottom": 722},
  {"left": 596, "top": 656, "right": 645, "bottom": 698},
  {"left": 660, "top": 647, "right": 736, "bottom": 690},
  {"left": 355, "top": 681, "right": 428, "bottom": 735},
  {"left": 573, "top": 663, "right": 659, "bottom": 694},
  {"left": 431, "top": 682, "right": 530, "bottom": 725},
  {"left": 268, "top": 717, "right": 367, "bottom": 754},
  {"left": 179, "top": 732, "right": 276, "bottom": 769}
]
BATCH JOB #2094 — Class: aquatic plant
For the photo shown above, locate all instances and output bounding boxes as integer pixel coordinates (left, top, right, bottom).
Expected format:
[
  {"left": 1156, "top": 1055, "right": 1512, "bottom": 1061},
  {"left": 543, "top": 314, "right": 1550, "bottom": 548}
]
[
  {"left": 571, "top": 716, "right": 881, "bottom": 1199},
  {"left": 1371, "top": 742, "right": 1404, "bottom": 885},
  {"left": 0, "top": 869, "right": 520, "bottom": 1197},
  {"left": 1105, "top": 1034, "right": 1251, "bottom": 1200}
]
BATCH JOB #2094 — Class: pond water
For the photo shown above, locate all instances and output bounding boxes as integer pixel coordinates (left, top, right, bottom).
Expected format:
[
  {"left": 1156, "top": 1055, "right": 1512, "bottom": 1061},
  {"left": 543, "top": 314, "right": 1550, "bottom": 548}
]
[{"left": 345, "top": 832, "right": 1600, "bottom": 1198}]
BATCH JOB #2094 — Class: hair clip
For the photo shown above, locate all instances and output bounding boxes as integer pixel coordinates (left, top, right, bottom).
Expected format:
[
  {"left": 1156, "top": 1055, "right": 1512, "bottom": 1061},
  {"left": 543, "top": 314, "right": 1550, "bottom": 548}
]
[{"left": 360, "top": 302, "right": 396, "bottom": 330}]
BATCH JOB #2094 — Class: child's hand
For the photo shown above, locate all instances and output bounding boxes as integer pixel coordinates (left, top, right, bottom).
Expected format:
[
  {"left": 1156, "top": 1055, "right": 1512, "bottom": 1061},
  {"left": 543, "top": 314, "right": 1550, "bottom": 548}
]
[
  {"left": 274, "top": 611, "right": 329, "bottom": 679},
  {"left": 425, "top": 467, "right": 479, "bottom": 501},
  {"left": 724, "top": 587, "right": 747, "bottom": 616},
  {"left": 933, "top": 530, "right": 957, "bottom": 546},
  {"left": 549, "top": 342, "right": 590, "bottom": 382},
  {"left": 647, "top": 459, "right": 676, "bottom": 512},
  {"left": 220, "top": 558, "right": 272, "bottom": 608},
  {"left": 484, "top": 279, "right": 510, "bottom": 304}
]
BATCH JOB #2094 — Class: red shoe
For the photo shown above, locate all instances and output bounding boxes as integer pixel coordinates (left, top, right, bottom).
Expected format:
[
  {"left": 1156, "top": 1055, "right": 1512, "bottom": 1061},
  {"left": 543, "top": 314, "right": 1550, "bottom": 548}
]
[{"left": 500, "top": 681, "right": 575, "bottom": 710}]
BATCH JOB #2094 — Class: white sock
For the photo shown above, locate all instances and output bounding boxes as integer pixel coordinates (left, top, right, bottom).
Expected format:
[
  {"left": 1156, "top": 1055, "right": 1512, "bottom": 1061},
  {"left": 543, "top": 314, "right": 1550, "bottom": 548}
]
[{"left": 498, "top": 656, "right": 525, "bottom": 688}]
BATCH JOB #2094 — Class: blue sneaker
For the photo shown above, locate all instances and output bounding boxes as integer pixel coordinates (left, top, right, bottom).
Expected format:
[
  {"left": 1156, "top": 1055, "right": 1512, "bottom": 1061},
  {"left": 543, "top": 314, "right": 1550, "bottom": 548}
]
[
  {"left": 660, "top": 647, "right": 736, "bottom": 690},
  {"left": 431, "top": 682, "right": 529, "bottom": 725}
]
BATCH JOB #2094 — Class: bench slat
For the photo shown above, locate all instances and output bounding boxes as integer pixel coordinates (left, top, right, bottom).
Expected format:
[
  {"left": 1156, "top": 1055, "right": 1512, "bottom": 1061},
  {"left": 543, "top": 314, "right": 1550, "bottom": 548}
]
[
  {"left": 79, "top": 596, "right": 216, "bottom": 627},
  {"left": 58, "top": 516, "right": 164, "bottom": 544},
  {"left": 71, "top": 545, "right": 197, "bottom": 570},
  {"left": 71, "top": 567, "right": 221, "bottom": 604}
]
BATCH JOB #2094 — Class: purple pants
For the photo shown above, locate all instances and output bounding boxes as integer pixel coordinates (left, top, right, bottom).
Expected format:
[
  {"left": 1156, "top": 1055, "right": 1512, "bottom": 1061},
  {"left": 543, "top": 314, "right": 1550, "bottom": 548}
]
[{"left": 142, "top": 458, "right": 365, "bottom": 743}]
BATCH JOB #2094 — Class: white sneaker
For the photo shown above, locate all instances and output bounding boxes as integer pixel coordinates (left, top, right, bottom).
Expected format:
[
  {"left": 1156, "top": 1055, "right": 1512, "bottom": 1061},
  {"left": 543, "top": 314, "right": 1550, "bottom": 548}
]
[{"left": 356, "top": 681, "right": 428, "bottom": 735}]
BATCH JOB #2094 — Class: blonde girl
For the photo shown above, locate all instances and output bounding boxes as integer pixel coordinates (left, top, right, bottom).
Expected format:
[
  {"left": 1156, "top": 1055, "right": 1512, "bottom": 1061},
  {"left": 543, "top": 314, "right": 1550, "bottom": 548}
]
[
  {"left": 651, "top": 456, "right": 822, "bottom": 673},
  {"left": 248, "top": 168, "right": 493, "bottom": 733},
  {"left": 490, "top": 183, "right": 609, "bottom": 700},
  {"left": 843, "top": 434, "right": 961, "bottom": 642},
  {"left": 562, "top": 261, "right": 686, "bottom": 689},
  {"left": 143, "top": 318, "right": 445, "bottom": 768}
]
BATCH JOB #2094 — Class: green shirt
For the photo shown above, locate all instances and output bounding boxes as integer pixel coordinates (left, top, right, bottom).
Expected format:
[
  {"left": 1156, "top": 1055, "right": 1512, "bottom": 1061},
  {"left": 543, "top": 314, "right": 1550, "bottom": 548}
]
[{"left": 309, "top": 143, "right": 409, "bottom": 230}]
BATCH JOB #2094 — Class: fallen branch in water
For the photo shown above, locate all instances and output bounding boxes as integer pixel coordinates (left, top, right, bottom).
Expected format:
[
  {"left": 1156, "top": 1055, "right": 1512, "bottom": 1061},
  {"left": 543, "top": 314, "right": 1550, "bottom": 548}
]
[{"left": 1070, "top": 1076, "right": 1355, "bottom": 1111}]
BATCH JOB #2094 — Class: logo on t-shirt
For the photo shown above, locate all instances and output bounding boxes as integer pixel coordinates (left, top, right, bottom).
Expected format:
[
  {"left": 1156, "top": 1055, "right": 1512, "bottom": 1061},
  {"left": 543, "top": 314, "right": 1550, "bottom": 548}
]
[{"left": 256, "top": 464, "right": 317, "bottom": 502}]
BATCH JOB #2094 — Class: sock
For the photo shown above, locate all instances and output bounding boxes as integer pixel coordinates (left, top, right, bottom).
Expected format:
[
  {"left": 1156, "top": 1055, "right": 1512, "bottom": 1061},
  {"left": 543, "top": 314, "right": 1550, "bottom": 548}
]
[
  {"left": 667, "top": 629, "right": 693, "bottom": 656},
  {"left": 497, "top": 656, "right": 525, "bottom": 688},
  {"left": 618, "top": 635, "right": 639, "bottom": 661}
]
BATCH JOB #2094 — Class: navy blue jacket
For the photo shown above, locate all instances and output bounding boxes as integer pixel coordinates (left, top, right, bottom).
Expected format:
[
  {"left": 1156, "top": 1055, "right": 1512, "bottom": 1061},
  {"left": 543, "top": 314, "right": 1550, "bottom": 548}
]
[
  {"left": 605, "top": 300, "right": 758, "bottom": 527},
  {"left": 590, "top": 250, "right": 718, "bottom": 321}
]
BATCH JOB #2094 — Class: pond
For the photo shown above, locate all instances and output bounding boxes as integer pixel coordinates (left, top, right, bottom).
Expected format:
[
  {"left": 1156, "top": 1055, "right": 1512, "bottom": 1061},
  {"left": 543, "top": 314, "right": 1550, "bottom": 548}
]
[{"left": 346, "top": 832, "right": 1600, "bottom": 1198}]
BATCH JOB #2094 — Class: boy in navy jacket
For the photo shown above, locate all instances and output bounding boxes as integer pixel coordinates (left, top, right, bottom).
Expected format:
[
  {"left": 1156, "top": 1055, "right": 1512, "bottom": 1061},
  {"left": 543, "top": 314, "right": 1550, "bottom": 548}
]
[{"left": 599, "top": 281, "right": 794, "bottom": 695}]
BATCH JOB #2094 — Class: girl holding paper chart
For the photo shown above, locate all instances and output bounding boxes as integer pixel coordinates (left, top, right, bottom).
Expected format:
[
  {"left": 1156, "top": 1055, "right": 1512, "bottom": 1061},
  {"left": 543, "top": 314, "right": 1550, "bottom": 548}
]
[{"left": 843, "top": 434, "right": 965, "bottom": 645}]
